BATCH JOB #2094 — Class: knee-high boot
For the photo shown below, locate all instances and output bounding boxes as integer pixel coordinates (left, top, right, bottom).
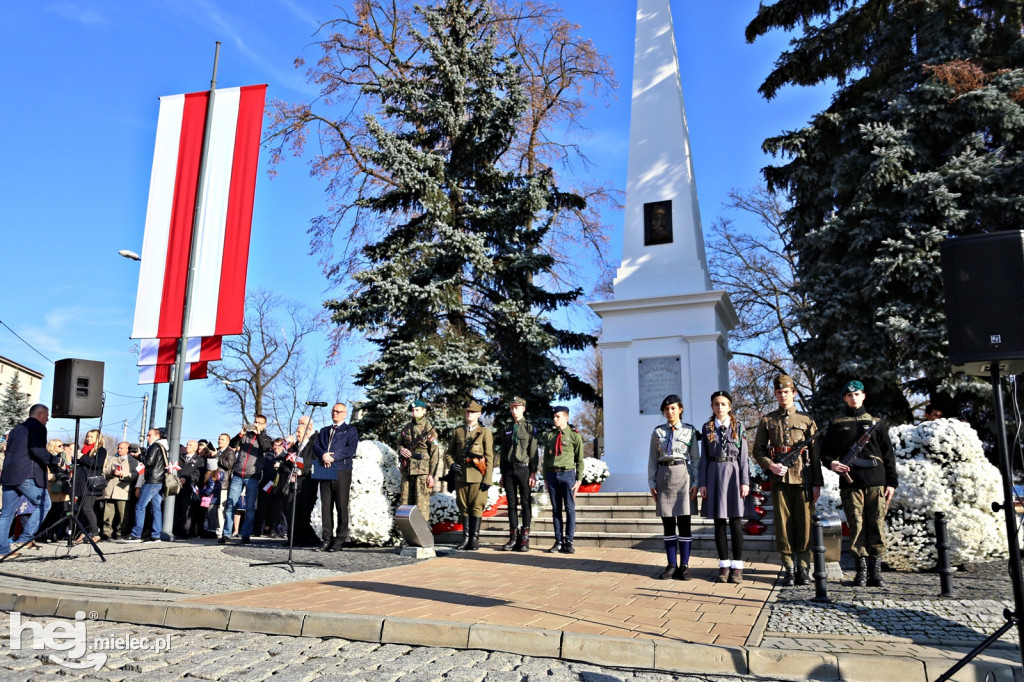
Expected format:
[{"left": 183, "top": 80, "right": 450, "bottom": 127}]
[
  {"left": 467, "top": 516, "right": 481, "bottom": 550},
  {"left": 456, "top": 516, "right": 471, "bottom": 550}
]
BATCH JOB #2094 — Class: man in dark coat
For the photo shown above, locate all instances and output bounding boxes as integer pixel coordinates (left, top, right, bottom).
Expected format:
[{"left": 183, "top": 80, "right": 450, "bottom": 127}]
[
  {"left": 225, "top": 415, "right": 272, "bottom": 543},
  {"left": 312, "top": 403, "right": 359, "bottom": 552},
  {"left": 0, "top": 404, "right": 55, "bottom": 558}
]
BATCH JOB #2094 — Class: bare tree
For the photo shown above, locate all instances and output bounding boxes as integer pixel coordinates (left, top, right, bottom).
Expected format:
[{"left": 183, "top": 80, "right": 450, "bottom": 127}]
[
  {"left": 208, "top": 289, "right": 322, "bottom": 432},
  {"left": 709, "top": 185, "right": 818, "bottom": 409}
]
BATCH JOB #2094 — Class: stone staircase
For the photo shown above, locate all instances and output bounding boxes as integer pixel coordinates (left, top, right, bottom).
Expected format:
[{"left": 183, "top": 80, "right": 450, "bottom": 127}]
[{"left": 457, "top": 491, "right": 777, "bottom": 551}]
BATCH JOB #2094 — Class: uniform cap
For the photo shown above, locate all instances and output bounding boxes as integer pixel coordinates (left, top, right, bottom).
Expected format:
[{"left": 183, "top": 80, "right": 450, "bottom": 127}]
[
  {"left": 842, "top": 380, "right": 864, "bottom": 395},
  {"left": 660, "top": 394, "right": 683, "bottom": 411},
  {"left": 552, "top": 405, "right": 570, "bottom": 416},
  {"left": 464, "top": 400, "right": 483, "bottom": 412},
  {"left": 773, "top": 374, "right": 795, "bottom": 390},
  {"left": 510, "top": 396, "right": 527, "bottom": 406}
]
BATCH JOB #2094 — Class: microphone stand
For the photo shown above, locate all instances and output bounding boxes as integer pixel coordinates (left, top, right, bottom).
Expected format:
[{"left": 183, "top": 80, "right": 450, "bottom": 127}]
[{"left": 250, "top": 405, "right": 324, "bottom": 573}]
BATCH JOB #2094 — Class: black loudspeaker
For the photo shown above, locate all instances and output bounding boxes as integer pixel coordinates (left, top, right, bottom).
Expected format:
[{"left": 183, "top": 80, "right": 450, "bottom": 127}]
[
  {"left": 941, "top": 230, "right": 1024, "bottom": 375},
  {"left": 52, "top": 358, "right": 104, "bottom": 419}
]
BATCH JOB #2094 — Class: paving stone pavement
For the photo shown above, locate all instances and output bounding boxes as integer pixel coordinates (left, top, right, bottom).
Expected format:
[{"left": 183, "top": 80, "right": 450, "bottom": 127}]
[{"left": 0, "top": 617, "right": 770, "bottom": 681}]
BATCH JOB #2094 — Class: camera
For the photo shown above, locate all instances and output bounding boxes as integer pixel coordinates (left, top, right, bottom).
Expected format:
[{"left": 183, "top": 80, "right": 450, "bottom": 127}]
[{"left": 243, "top": 423, "right": 257, "bottom": 433}]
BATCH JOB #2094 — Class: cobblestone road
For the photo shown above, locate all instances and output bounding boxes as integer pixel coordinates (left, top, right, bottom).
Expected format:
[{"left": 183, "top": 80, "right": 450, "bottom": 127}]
[{"left": 0, "top": 617, "right": 768, "bottom": 682}]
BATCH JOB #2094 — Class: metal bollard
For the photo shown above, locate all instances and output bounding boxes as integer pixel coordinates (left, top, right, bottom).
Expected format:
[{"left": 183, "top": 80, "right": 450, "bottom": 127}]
[
  {"left": 811, "top": 513, "right": 831, "bottom": 603},
  {"left": 935, "top": 511, "right": 954, "bottom": 597}
]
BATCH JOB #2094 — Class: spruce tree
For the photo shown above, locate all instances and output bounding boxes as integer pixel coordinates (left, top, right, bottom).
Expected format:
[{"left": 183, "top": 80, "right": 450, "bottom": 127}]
[
  {"left": 0, "top": 374, "right": 31, "bottom": 435},
  {"left": 747, "top": 1, "right": 1024, "bottom": 421},
  {"left": 328, "top": 0, "right": 592, "bottom": 440}
]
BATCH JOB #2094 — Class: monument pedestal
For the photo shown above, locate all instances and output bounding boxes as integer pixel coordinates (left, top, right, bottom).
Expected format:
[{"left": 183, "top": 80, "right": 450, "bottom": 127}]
[{"left": 592, "top": 293, "right": 736, "bottom": 492}]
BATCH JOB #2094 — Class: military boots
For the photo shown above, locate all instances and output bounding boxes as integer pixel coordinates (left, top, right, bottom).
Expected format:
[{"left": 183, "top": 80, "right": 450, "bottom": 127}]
[
  {"left": 867, "top": 556, "right": 884, "bottom": 587},
  {"left": 782, "top": 566, "right": 795, "bottom": 587},
  {"left": 466, "top": 516, "right": 481, "bottom": 550},
  {"left": 853, "top": 556, "right": 868, "bottom": 587},
  {"left": 456, "top": 516, "right": 471, "bottom": 550}
]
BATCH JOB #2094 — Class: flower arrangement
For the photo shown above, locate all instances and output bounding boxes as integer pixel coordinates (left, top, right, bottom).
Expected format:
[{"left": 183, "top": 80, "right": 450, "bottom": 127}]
[
  {"left": 882, "top": 419, "right": 1006, "bottom": 572},
  {"left": 347, "top": 440, "right": 402, "bottom": 545},
  {"left": 429, "top": 491, "right": 460, "bottom": 525},
  {"left": 581, "top": 458, "right": 610, "bottom": 484}
]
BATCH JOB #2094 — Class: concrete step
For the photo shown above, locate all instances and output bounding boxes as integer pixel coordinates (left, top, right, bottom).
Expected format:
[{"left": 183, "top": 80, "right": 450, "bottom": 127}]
[
  {"left": 436, "top": 528, "right": 778, "bottom": 551},
  {"left": 567, "top": 492, "right": 651, "bottom": 507},
  {"left": 480, "top": 515, "right": 773, "bottom": 534}
]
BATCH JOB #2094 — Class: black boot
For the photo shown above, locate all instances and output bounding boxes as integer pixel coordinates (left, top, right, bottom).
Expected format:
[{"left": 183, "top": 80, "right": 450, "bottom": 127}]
[
  {"left": 853, "top": 556, "right": 868, "bottom": 587},
  {"left": 795, "top": 566, "right": 810, "bottom": 586},
  {"left": 516, "top": 527, "right": 530, "bottom": 552},
  {"left": 781, "top": 566, "right": 795, "bottom": 587},
  {"left": 867, "top": 556, "right": 884, "bottom": 587},
  {"left": 501, "top": 528, "right": 518, "bottom": 551},
  {"left": 467, "top": 516, "right": 481, "bottom": 550},
  {"left": 456, "top": 516, "right": 471, "bottom": 550}
]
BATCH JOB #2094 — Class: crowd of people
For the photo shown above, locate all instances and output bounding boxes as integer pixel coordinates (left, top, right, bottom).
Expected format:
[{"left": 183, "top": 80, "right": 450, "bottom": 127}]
[{"left": 0, "top": 377, "right": 899, "bottom": 590}]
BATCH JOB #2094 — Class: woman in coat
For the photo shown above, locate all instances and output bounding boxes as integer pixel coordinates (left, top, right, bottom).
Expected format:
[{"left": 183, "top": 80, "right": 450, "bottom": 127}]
[
  {"left": 101, "top": 441, "right": 134, "bottom": 540},
  {"left": 73, "top": 429, "right": 105, "bottom": 544}
]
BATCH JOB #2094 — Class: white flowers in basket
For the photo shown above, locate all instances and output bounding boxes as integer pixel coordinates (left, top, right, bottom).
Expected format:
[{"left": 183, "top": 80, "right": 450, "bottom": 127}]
[
  {"left": 581, "top": 458, "right": 610, "bottom": 485},
  {"left": 429, "top": 492, "right": 460, "bottom": 525},
  {"left": 883, "top": 419, "right": 1006, "bottom": 572},
  {"left": 348, "top": 440, "right": 402, "bottom": 545}
]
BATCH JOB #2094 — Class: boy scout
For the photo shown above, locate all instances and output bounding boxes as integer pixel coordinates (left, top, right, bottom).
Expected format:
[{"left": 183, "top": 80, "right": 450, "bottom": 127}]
[
  {"left": 752, "top": 375, "right": 822, "bottom": 586},
  {"left": 543, "top": 406, "right": 585, "bottom": 554},
  {"left": 820, "top": 380, "right": 898, "bottom": 587},
  {"left": 396, "top": 400, "right": 439, "bottom": 521},
  {"left": 446, "top": 400, "right": 495, "bottom": 550}
]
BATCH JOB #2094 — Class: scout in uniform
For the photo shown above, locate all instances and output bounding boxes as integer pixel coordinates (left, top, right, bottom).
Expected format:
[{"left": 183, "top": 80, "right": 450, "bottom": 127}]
[
  {"left": 396, "top": 399, "right": 439, "bottom": 522},
  {"left": 446, "top": 400, "right": 495, "bottom": 550},
  {"left": 498, "top": 396, "right": 538, "bottom": 552},
  {"left": 820, "top": 380, "right": 898, "bottom": 587},
  {"left": 752, "top": 374, "right": 822, "bottom": 586},
  {"left": 648, "top": 394, "right": 700, "bottom": 580},
  {"left": 543, "top": 406, "right": 585, "bottom": 554}
]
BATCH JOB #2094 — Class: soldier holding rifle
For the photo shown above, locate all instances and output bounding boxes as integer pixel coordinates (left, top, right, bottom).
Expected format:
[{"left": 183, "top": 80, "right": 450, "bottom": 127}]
[
  {"left": 752, "top": 375, "right": 823, "bottom": 586},
  {"left": 396, "top": 400, "right": 439, "bottom": 522},
  {"left": 820, "top": 380, "right": 898, "bottom": 587}
]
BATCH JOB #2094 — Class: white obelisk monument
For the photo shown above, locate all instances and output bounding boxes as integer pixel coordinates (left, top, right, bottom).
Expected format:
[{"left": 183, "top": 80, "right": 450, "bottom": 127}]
[{"left": 589, "top": 0, "right": 737, "bottom": 492}]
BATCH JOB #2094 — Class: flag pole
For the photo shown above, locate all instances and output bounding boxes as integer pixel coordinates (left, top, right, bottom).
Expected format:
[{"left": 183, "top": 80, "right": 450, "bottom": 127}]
[{"left": 163, "top": 41, "right": 221, "bottom": 540}]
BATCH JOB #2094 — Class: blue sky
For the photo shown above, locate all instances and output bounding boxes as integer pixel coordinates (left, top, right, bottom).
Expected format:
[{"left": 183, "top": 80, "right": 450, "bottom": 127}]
[{"left": 0, "top": 1, "right": 830, "bottom": 444}]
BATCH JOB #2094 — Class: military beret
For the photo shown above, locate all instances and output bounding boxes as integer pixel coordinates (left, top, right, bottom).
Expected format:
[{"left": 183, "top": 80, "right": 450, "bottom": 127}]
[
  {"left": 552, "top": 405, "right": 570, "bottom": 415},
  {"left": 773, "top": 374, "right": 795, "bottom": 390},
  {"left": 660, "top": 394, "right": 683, "bottom": 411},
  {"left": 510, "top": 396, "right": 527, "bottom": 406},
  {"left": 465, "top": 400, "right": 483, "bottom": 412},
  {"left": 842, "top": 380, "right": 864, "bottom": 395},
  {"left": 410, "top": 399, "right": 427, "bottom": 409}
]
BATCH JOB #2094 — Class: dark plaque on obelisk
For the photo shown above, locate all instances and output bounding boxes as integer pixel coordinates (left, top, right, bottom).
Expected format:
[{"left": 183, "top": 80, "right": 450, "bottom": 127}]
[{"left": 644, "top": 200, "right": 673, "bottom": 246}]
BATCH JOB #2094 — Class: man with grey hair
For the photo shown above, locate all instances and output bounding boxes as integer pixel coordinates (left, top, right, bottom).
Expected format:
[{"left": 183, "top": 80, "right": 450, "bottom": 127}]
[
  {"left": 124, "top": 428, "right": 168, "bottom": 543},
  {"left": 0, "top": 404, "right": 55, "bottom": 558}
]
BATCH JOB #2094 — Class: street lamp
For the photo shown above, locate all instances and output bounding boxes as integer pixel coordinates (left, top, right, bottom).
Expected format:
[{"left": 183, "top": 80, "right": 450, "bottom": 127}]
[{"left": 119, "top": 249, "right": 159, "bottom": 435}]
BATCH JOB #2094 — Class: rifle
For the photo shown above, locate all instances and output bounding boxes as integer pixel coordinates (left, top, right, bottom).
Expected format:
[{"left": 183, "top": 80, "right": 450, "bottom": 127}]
[
  {"left": 837, "top": 415, "right": 885, "bottom": 484},
  {"left": 770, "top": 428, "right": 825, "bottom": 469},
  {"left": 399, "top": 424, "right": 436, "bottom": 467}
]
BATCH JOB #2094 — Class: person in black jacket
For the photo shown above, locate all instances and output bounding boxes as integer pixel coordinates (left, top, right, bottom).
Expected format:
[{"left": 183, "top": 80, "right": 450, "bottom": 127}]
[
  {"left": 312, "top": 403, "right": 358, "bottom": 552},
  {"left": 124, "top": 428, "right": 168, "bottom": 543},
  {"left": 286, "top": 416, "right": 320, "bottom": 547},
  {"left": 72, "top": 429, "right": 106, "bottom": 544},
  {"left": 173, "top": 439, "right": 204, "bottom": 538},
  {"left": 497, "top": 397, "right": 539, "bottom": 552},
  {"left": 224, "top": 415, "right": 272, "bottom": 543},
  {"left": 820, "top": 380, "right": 899, "bottom": 587},
  {"left": 0, "top": 404, "right": 55, "bottom": 559}
]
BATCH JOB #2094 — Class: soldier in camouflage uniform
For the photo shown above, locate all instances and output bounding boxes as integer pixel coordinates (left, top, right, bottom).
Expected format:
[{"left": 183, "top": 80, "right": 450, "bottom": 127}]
[
  {"left": 752, "top": 375, "right": 822, "bottom": 586},
  {"left": 446, "top": 400, "right": 495, "bottom": 550},
  {"left": 820, "top": 380, "right": 898, "bottom": 587},
  {"left": 396, "top": 400, "right": 439, "bottom": 522}
]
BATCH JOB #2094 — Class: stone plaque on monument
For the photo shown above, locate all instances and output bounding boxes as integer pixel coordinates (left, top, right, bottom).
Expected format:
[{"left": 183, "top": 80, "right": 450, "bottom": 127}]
[
  {"left": 643, "top": 200, "right": 673, "bottom": 246},
  {"left": 638, "top": 356, "right": 682, "bottom": 414}
]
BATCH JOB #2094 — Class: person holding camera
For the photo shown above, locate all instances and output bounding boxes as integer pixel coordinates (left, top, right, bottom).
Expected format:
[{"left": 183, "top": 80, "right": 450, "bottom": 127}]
[
  {"left": 125, "top": 428, "right": 168, "bottom": 543},
  {"left": 0, "top": 404, "right": 55, "bottom": 559},
  {"left": 224, "top": 415, "right": 272, "bottom": 543},
  {"left": 446, "top": 400, "right": 494, "bottom": 551}
]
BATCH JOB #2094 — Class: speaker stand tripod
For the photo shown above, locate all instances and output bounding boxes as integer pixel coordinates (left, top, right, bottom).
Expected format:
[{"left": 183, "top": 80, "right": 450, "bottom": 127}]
[{"left": 937, "top": 365, "right": 1023, "bottom": 680}]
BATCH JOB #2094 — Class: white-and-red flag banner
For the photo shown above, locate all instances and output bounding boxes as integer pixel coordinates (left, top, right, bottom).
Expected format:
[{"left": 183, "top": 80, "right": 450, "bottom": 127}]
[
  {"left": 138, "top": 361, "right": 209, "bottom": 385},
  {"left": 137, "top": 336, "right": 222, "bottom": 366},
  {"left": 131, "top": 84, "right": 267, "bottom": 340}
]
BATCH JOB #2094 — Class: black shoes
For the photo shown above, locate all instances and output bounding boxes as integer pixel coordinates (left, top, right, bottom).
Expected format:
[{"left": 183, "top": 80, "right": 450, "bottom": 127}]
[
  {"left": 795, "top": 566, "right": 810, "bottom": 585},
  {"left": 501, "top": 528, "right": 518, "bottom": 551},
  {"left": 867, "top": 556, "right": 884, "bottom": 587},
  {"left": 318, "top": 539, "right": 335, "bottom": 552},
  {"left": 657, "top": 565, "right": 675, "bottom": 580},
  {"left": 672, "top": 565, "right": 691, "bottom": 580},
  {"left": 781, "top": 566, "right": 795, "bottom": 587},
  {"left": 853, "top": 556, "right": 868, "bottom": 587},
  {"left": 547, "top": 540, "right": 563, "bottom": 553},
  {"left": 466, "top": 517, "right": 481, "bottom": 550},
  {"left": 560, "top": 541, "right": 575, "bottom": 554}
]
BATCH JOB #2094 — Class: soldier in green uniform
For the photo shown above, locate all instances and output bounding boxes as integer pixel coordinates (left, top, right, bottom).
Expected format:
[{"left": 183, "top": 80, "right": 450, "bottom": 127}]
[
  {"left": 498, "top": 397, "right": 539, "bottom": 552},
  {"left": 542, "top": 406, "right": 585, "bottom": 554},
  {"left": 396, "top": 399, "right": 439, "bottom": 522},
  {"left": 820, "top": 380, "right": 898, "bottom": 587},
  {"left": 446, "top": 400, "right": 495, "bottom": 550},
  {"left": 752, "top": 375, "right": 822, "bottom": 586}
]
